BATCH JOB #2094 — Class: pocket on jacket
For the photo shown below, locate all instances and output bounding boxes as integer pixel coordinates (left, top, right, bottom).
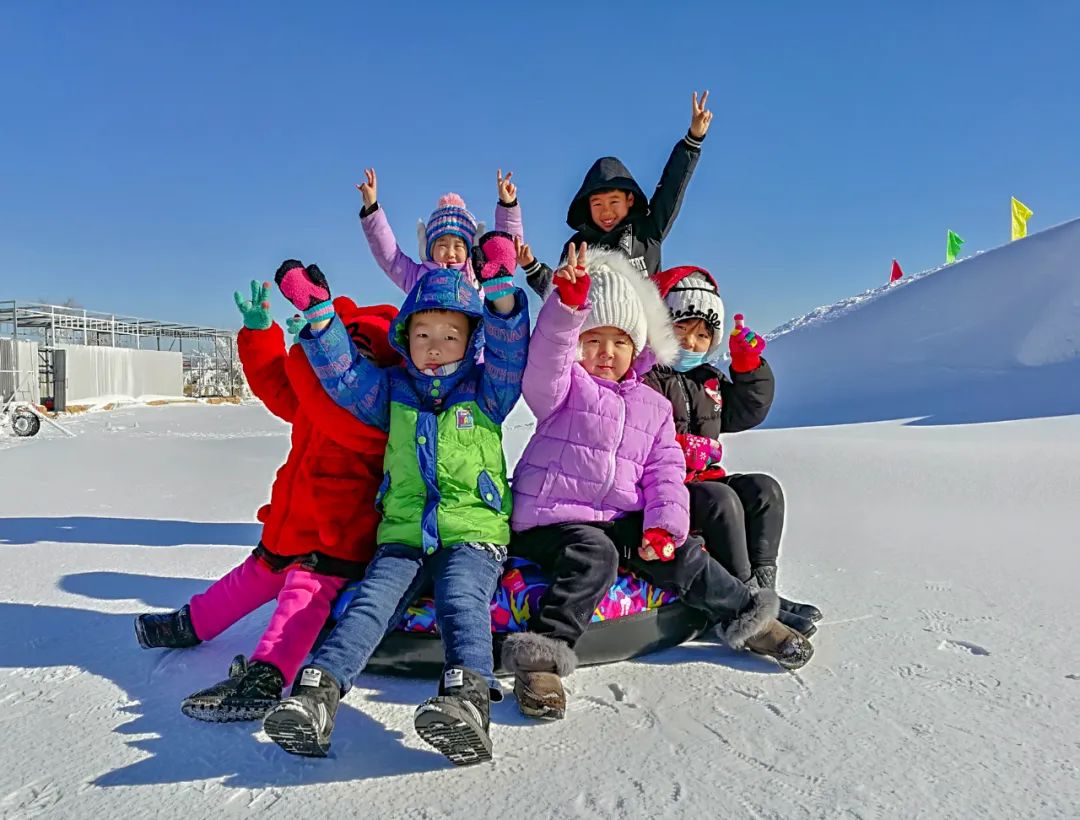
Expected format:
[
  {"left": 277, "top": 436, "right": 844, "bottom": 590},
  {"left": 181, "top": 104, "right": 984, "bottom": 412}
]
[
  {"left": 374, "top": 472, "right": 391, "bottom": 513},
  {"left": 477, "top": 470, "right": 502, "bottom": 512},
  {"left": 536, "top": 469, "right": 557, "bottom": 504}
]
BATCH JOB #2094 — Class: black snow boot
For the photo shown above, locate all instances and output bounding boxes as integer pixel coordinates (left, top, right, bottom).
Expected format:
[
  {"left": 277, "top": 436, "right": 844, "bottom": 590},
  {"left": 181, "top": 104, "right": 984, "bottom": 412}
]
[
  {"left": 750, "top": 566, "right": 824, "bottom": 623},
  {"left": 262, "top": 666, "right": 341, "bottom": 758},
  {"left": 777, "top": 607, "right": 817, "bottom": 639},
  {"left": 134, "top": 604, "right": 201, "bottom": 649},
  {"left": 413, "top": 667, "right": 493, "bottom": 766},
  {"left": 181, "top": 655, "right": 285, "bottom": 722}
]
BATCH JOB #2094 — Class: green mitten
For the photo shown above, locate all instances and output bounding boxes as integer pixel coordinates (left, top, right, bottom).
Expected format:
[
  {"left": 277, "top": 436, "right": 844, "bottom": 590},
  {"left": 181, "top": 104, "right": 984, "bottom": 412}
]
[
  {"left": 233, "top": 280, "right": 273, "bottom": 330},
  {"left": 285, "top": 313, "right": 306, "bottom": 341}
]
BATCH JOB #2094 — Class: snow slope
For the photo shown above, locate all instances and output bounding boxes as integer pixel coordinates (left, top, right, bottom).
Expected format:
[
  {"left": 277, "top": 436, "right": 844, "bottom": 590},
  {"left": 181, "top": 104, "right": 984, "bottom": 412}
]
[
  {"left": 2, "top": 404, "right": 1079, "bottom": 819},
  {"left": 762, "top": 218, "right": 1080, "bottom": 427}
]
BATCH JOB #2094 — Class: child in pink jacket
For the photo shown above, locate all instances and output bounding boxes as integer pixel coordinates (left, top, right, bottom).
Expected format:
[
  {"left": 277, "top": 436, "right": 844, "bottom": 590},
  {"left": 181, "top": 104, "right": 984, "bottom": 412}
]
[
  {"left": 356, "top": 168, "right": 523, "bottom": 292},
  {"left": 502, "top": 244, "right": 814, "bottom": 720}
]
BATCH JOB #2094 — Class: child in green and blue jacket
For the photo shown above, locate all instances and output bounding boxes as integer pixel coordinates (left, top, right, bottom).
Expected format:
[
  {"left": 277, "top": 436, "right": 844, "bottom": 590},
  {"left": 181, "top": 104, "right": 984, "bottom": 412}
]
[{"left": 262, "top": 232, "right": 529, "bottom": 766}]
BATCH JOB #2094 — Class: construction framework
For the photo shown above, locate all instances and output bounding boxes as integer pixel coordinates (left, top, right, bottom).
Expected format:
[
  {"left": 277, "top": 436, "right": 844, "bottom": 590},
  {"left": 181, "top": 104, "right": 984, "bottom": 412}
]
[{"left": 0, "top": 299, "right": 239, "bottom": 405}]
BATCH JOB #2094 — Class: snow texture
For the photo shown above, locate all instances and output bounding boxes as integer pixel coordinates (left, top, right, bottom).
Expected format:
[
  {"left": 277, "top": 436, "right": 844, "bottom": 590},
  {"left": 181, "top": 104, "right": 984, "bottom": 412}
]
[{"left": 1, "top": 220, "right": 1079, "bottom": 817}]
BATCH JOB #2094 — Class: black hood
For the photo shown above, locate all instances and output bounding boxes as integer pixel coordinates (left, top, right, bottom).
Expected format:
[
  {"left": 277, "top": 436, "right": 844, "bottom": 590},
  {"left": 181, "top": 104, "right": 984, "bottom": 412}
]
[{"left": 566, "top": 157, "right": 648, "bottom": 230}]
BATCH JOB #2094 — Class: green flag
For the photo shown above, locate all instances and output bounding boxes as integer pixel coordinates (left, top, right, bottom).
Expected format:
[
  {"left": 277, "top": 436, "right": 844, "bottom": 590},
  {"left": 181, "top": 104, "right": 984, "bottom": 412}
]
[{"left": 946, "top": 230, "right": 964, "bottom": 264}]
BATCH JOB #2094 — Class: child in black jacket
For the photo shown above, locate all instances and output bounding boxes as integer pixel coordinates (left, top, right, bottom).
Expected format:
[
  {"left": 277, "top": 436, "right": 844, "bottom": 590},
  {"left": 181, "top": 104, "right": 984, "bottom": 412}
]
[
  {"left": 520, "top": 92, "right": 711, "bottom": 295},
  {"left": 643, "top": 265, "right": 823, "bottom": 633}
]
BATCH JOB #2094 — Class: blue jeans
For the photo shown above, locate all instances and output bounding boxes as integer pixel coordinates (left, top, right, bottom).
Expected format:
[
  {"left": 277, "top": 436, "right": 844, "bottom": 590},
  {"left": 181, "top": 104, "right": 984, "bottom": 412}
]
[{"left": 310, "top": 542, "right": 504, "bottom": 691}]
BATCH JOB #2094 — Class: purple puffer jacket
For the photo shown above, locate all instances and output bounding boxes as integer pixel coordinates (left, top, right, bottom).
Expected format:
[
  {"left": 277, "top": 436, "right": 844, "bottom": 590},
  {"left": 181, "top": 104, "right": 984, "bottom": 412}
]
[
  {"left": 361, "top": 201, "right": 523, "bottom": 293},
  {"left": 510, "top": 295, "right": 690, "bottom": 543}
]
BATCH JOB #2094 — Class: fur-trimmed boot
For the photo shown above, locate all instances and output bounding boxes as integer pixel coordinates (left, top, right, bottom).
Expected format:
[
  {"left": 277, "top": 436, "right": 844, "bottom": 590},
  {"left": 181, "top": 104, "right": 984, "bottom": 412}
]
[
  {"left": 750, "top": 566, "right": 824, "bottom": 623},
  {"left": 414, "top": 667, "right": 493, "bottom": 766},
  {"left": 262, "top": 666, "right": 341, "bottom": 758},
  {"left": 181, "top": 655, "right": 284, "bottom": 722},
  {"left": 134, "top": 604, "right": 201, "bottom": 649},
  {"left": 501, "top": 632, "right": 577, "bottom": 721},
  {"left": 723, "top": 589, "right": 814, "bottom": 670}
]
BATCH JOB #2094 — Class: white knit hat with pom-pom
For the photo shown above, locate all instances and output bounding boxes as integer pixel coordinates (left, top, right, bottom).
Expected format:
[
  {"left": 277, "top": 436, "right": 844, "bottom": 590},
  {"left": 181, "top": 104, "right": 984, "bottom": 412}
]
[{"left": 572, "top": 249, "right": 679, "bottom": 365}]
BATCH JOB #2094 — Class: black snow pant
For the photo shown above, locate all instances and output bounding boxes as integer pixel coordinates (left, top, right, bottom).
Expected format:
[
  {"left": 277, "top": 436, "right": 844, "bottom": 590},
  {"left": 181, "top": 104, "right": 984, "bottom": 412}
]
[
  {"left": 688, "top": 473, "right": 784, "bottom": 582},
  {"left": 510, "top": 512, "right": 752, "bottom": 649}
]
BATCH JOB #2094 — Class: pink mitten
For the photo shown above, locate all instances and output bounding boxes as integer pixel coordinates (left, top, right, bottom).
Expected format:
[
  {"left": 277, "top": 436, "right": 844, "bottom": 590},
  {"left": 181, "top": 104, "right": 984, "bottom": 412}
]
[
  {"left": 470, "top": 231, "right": 517, "bottom": 301},
  {"left": 676, "top": 434, "right": 721, "bottom": 472},
  {"left": 274, "top": 260, "right": 334, "bottom": 324},
  {"left": 729, "top": 313, "right": 766, "bottom": 373}
]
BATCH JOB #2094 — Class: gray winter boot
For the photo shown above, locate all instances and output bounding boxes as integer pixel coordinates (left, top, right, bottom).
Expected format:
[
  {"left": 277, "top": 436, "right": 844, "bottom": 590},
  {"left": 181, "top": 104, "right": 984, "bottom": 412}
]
[
  {"left": 262, "top": 666, "right": 341, "bottom": 758},
  {"left": 414, "top": 667, "right": 493, "bottom": 766},
  {"left": 501, "top": 632, "right": 578, "bottom": 721},
  {"left": 724, "top": 589, "right": 815, "bottom": 670}
]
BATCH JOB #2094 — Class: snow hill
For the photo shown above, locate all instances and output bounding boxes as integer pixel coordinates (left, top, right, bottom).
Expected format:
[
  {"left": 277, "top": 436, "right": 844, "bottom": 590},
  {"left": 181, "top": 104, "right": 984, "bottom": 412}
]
[{"left": 762, "top": 218, "right": 1080, "bottom": 427}]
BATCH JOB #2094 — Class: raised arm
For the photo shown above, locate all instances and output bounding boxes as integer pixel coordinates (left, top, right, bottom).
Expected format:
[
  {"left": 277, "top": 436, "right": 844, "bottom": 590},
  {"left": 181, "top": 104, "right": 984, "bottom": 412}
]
[
  {"left": 477, "top": 290, "right": 530, "bottom": 423},
  {"left": 234, "top": 281, "right": 299, "bottom": 423},
  {"left": 299, "top": 317, "right": 391, "bottom": 432},
  {"left": 357, "top": 168, "right": 426, "bottom": 293},
  {"left": 275, "top": 259, "right": 391, "bottom": 430},
  {"left": 522, "top": 244, "right": 591, "bottom": 420},
  {"left": 494, "top": 169, "right": 524, "bottom": 241},
  {"left": 648, "top": 91, "right": 712, "bottom": 240}
]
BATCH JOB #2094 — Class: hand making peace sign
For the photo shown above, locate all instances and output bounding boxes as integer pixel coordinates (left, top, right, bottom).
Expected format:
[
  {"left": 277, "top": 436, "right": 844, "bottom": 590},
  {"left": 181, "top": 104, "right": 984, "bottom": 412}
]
[
  {"left": 689, "top": 90, "right": 713, "bottom": 139},
  {"left": 553, "top": 242, "right": 590, "bottom": 308}
]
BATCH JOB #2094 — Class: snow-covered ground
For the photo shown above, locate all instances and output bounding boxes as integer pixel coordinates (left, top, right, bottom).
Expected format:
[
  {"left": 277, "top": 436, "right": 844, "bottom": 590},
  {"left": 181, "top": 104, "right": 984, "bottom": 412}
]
[
  {"left": 2, "top": 220, "right": 1079, "bottom": 818},
  {"left": 3, "top": 404, "right": 1079, "bottom": 818}
]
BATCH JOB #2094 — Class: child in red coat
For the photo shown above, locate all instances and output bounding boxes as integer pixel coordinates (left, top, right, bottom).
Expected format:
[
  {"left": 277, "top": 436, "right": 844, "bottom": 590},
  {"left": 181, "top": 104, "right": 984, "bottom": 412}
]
[{"left": 134, "top": 282, "right": 400, "bottom": 722}]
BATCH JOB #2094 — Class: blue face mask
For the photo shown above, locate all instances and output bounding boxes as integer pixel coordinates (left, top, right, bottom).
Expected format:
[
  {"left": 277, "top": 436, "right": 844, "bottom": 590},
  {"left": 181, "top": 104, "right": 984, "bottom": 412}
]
[{"left": 672, "top": 347, "right": 708, "bottom": 372}]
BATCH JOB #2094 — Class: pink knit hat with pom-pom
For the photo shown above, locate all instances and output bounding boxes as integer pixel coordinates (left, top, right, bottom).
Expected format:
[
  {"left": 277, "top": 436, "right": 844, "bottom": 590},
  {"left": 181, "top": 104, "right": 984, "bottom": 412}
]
[{"left": 424, "top": 193, "right": 478, "bottom": 259}]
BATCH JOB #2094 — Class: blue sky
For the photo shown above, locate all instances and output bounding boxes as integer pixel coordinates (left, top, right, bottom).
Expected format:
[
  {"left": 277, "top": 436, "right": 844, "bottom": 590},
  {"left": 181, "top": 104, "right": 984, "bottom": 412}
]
[{"left": 2, "top": 1, "right": 1078, "bottom": 333}]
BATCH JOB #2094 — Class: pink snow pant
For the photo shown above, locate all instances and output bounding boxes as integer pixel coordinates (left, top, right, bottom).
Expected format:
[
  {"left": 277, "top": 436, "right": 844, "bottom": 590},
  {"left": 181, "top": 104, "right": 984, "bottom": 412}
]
[{"left": 187, "top": 554, "right": 347, "bottom": 684}]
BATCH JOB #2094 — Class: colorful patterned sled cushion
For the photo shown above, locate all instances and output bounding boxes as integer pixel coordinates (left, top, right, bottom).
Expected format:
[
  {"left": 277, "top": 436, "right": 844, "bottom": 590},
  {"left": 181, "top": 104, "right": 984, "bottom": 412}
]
[{"left": 395, "top": 557, "right": 679, "bottom": 635}]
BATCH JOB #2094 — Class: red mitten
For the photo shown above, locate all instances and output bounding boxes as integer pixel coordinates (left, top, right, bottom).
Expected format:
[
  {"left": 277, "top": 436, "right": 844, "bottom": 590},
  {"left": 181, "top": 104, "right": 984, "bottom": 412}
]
[
  {"left": 641, "top": 528, "right": 676, "bottom": 562},
  {"left": 553, "top": 269, "right": 590, "bottom": 308},
  {"left": 728, "top": 313, "right": 766, "bottom": 373}
]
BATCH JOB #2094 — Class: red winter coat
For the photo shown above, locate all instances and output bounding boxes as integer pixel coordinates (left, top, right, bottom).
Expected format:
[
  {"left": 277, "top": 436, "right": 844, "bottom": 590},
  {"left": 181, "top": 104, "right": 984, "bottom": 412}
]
[{"left": 238, "top": 298, "right": 401, "bottom": 575}]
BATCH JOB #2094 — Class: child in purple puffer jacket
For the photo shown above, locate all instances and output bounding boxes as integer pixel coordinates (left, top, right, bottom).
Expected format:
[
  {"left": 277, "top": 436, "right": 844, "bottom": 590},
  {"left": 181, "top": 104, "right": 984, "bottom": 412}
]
[
  {"left": 356, "top": 167, "right": 523, "bottom": 292},
  {"left": 502, "top": 244, "right": 814, "bottom": 721}
]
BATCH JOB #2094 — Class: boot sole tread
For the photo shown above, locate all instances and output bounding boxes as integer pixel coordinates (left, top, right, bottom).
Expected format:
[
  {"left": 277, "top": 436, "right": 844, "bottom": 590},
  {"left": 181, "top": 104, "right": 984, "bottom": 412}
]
[
  {"left": 414, "top": 705, "right": 492, "bottom": 766},
  {"left": 263, "top": 703, "right": 330, "bottom": 757},
  {"left": 181, "top": 698, "right": 278, "bottom": 723}
]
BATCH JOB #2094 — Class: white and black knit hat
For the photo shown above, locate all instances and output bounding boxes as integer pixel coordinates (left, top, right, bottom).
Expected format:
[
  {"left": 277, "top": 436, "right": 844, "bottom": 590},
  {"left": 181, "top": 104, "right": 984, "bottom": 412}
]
[
  {"left": 661, "top": 268, "right": 725, "bottom": 356},
  {"left": 570, "top": 249, "right": 679, "bottom": 365}
]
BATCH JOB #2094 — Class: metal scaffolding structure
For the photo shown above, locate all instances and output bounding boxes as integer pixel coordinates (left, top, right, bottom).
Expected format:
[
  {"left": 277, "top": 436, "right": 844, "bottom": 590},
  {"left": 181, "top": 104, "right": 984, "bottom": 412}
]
[{"left": 0, "top": 299, "right": 239, "bottom": 403}]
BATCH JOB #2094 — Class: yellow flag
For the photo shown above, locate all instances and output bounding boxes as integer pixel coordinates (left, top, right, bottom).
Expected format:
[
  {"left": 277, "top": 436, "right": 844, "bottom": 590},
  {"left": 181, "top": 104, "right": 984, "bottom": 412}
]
[{"left": 1011, "top": 197, "right": 1033, "bottom": 240}]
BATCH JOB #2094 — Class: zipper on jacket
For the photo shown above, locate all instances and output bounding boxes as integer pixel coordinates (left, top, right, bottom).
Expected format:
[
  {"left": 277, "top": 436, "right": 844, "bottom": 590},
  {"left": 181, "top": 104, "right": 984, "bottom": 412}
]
[
  {"left": 597, "top": 390, "right": 627, "bottom": 501},
  {"left": 675, "top": 371, "right": 693, "bottom": 429}
]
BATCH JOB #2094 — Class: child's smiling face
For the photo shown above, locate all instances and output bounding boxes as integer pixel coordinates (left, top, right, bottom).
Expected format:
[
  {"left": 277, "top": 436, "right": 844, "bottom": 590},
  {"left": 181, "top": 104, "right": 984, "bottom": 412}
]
[
  {"left": 587, "top": 190, "right": 634, "bottom": 233},
  {"left": 431, "top": 235, "right": 469, "bottom": 266},
  {"left": 408, "top": 309, "right": 470, "bottom": 372},
  {"left": 579, "top": 326, "right": 635, "bottom": 382}
]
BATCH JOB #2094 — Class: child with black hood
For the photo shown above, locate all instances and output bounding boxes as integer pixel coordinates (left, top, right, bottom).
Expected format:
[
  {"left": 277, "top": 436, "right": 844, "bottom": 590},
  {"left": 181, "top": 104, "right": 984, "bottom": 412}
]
[
  {"left": 519, "top": 91, "right": 712, "bottom": 295},
  {"left": 644, "top": 265, "right": 824, "bottom": 635}
]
